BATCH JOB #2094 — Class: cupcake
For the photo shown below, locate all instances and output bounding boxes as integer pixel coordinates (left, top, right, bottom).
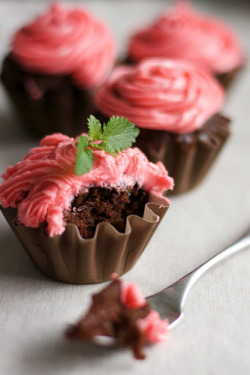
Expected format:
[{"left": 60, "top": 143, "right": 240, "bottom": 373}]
[
  {"left": 127, "top": 2, "right": 244, "bottom": 90},
  {"left": 94, "top": 58, "right": 230, "bottom": 195},
  {"left": 0, "top": 116, "right": 173, "bottom": 284},
  {"left": 0, "top": 2, "right": 116, "bottom": 136},
  {"left": 65, "top": 274, "right": 169, "bottom": 360}
]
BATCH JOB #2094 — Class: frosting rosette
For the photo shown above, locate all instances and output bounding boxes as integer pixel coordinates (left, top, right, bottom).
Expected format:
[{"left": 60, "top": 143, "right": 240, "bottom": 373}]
[
  {"left": 0, "top": 133, "right": 173, "bottom": 237},
  {"left": 95, "top": 58, "right": 225, "bottom": 133},
  {"left": 128, "top": 2, "right": 244, "bottom": 74},
  {"left": 11, "top": 2, "right": 116, "bottom": 88}
]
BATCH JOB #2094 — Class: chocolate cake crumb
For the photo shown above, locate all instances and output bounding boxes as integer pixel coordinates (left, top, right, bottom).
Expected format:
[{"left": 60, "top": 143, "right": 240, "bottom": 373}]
[
  {"left": 63, "top": 185, "right": 149, "bottom": 239},
  {"left": 65, "top": 278, "right": 151, "bottom": 359}
]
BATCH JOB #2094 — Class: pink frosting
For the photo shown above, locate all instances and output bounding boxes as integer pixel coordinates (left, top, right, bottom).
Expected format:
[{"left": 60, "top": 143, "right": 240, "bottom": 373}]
[
  {"left": 11, "top": 2, "right": 116, "bottom": 88},
  {"left": 120, "top": 280, "right": 147, "bottom": 308},
  {"left": 95, "top": 58, "right": 224, "bottom": 133},
  {"left": 119, "top": 279, "right": 169, "bottom": 342},
  {"left": 138, "top": 311, "right": 169, "bottom": 343},
  {"left": 0, "top": 133, "right": 173, "bottom": 237},
  {"left": 128, "top": 2, "right": 244, "bottom": 74}
]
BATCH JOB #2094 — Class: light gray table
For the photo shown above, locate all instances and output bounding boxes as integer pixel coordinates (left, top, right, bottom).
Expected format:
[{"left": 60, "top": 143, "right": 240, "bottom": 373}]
[{"left": 0, "top": 1, "right": 249, "bottom": 374}]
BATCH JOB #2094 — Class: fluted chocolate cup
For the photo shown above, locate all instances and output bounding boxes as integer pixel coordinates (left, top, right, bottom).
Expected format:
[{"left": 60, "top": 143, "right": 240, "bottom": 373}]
[
  {"left": 216, "top": 66, "right": 244, "bottom": 91},
  {"left": 1, "top": 54, "right": 94, "bottom": 137},
  {"left": 1, "top": 194, "right": 168, "bottom": 284},
  {"left": 135, "top": 114, "right": 231, "bottom": 195}
]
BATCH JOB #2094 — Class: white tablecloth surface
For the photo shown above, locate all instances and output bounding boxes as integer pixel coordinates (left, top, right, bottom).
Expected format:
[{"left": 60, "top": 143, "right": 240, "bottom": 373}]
[{"left": 0, "top": 1, "right": 249, "bottom": 374}]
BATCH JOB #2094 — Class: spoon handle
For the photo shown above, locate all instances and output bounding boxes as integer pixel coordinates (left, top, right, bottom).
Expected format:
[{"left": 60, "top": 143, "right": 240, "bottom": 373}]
[{"left": 178, "top": 228, "right": 250, "bottom": 307}]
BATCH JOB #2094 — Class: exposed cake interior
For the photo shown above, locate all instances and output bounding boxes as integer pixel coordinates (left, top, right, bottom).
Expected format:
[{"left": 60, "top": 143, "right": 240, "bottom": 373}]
[
  {"left": 65, "top": 275, "right": 169, "bottom": 359},
  {"left": 64, "top": 184, "right": 148, "bottom": 239}
]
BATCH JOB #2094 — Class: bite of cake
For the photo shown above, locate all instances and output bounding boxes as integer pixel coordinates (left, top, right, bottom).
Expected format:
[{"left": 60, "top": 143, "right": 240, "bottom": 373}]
[{"left": 65, "top": 274, "right": 169, "bottom": 359}]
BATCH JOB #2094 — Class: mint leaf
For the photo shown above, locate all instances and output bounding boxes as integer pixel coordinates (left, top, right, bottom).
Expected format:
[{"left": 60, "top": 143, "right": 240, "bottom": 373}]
[
  {"left": 101, "top": 116, "right": 140, "bottom": 156},
  {"left": 75, "top": 115, "right": 139, "bottom": 175},
  {"left": 75, "top": 136, "right": 93, "bottom": 175},
  {"left": 88, "top": 115, "right": 102, "bottom": 141},
  {"left": 75, "top": 148, "right": 94, "bottom": 175},
  {"left": 77, "top": 135, "right": 89, "bottom": 149}
]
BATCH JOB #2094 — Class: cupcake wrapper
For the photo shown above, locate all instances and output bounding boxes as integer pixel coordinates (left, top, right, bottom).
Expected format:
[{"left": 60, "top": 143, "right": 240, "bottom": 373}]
[
  {"left": 135, "top": 114, "right": 231, "bottom": 194},
  {"left": 1, "top": 194, "right": 169, "bottom": 284},
  {"left": 1, "top": 54, "right": 94, "bottom": 136}
]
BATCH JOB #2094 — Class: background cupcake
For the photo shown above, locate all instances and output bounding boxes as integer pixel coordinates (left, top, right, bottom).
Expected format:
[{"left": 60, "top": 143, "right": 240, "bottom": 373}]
[
  {"left": 1, "top": 2, "right": 116, "bottom": 137},
  {"left": 127, "top": 2, "right": 244, "bottom": 90},
  {"left": 0, "top": 116, "right": 173, "bottom": 284},
  {"left": 94, "top": 58, "right": 230, "bottom": 194}
]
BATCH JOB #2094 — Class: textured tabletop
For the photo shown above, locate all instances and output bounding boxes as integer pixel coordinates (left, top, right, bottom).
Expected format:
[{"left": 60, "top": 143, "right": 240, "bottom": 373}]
[{"left": 0, "top": 1, "right": 250, "bottom": 374}]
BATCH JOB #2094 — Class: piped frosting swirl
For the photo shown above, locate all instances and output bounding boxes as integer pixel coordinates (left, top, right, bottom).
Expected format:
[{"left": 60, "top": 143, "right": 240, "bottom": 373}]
[
  {"left": 128, "top": 2, "right": 244, "bottom": 74},
  {"left": 95, "top": 58, "right": 224, "bottom": 133},
  {"left": 11, "top": 2, "right": 116, "bottom": 88}
]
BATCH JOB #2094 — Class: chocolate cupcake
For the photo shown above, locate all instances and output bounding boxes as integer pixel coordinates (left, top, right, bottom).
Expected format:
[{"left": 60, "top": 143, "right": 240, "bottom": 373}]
[
  {"left": 0, "top": 116, "right": 173, "bottom": 284},
  {"left": 126, "top": 2, "right": 244, "bottom": 90},
  {"left": 94, "top": 58, "right": 230, "bottom": 194},
  {"left": 1, "top": 3, "right": 116, "bottom": 136},
  {"left": 65, "top": 274, "right": 169, "bottom": 360}
]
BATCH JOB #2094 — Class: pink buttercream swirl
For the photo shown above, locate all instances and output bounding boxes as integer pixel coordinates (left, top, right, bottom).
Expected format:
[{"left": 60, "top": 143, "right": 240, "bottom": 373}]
[
  {"left": 11, "top": 2, "right": 116, "bottom": 88},
  {"left": 128, "top": 2, "right": 244, "bottom": 74},
  {"left": 120, "top": 280, "right": 146, "bottom": 308},
  {"left": 95, "top": 58, "right": 224, "bottom": 133},
  {"left": 0, "top": 134, "right": 173, "bottom": 237},
  {"left": 119, "top": 278, "right": 169, "bottom": 342}
]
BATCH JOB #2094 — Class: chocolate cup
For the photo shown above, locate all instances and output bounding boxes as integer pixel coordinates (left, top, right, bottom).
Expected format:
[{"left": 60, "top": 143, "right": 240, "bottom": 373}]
[
  {"left": 216, "top": 65, "right": 243, "bottom": 91},
  {"left": 136, "top": 114, "right": 230, "bottom": 194},
  {"left": 1, "top": 54, "right": 96, "bottom": 137},
  {"left": 1, "top": 194, "right": 169, "bottom": 284}
]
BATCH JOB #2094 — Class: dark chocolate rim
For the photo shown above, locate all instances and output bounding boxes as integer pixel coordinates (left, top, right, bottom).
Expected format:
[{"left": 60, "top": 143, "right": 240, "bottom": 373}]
[{"left": 0, "top": 195, "right": 169, "bottom": 284}]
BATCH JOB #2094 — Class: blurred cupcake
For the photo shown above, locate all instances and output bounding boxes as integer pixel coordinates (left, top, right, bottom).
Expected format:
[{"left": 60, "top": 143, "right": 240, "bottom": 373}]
[
  {"left": 94, "top": 58, "right": 230, "bottom": 194},
  {"left": 0, "top": 116, "right": 173, "bottom": 284},
  {"left": 1, "top": 2, "right": 116, "bottom": 136},
  {"left": 127, "top": 2, "right": 244, "bottom": 90}
]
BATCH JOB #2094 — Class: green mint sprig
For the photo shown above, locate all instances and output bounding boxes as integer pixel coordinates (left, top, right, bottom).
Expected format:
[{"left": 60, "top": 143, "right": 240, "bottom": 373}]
[{"left": 75, "top": 115, "right": 140, "bottom": 175}]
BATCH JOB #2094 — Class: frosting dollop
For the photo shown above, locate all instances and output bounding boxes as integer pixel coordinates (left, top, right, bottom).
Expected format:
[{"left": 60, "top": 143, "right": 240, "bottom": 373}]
[
  {"left": 95, "top": 58, "right": 224, "bottom": 133},
  {"left": 11, "top": 2, "right": 116, "bottom": 88},
  {"left": 0, "top": 133, "right": 173, "bottom": 237},
  {"left": 119, "top": 278, "right": 169, "bottom": 343},
  {"left": 128, "top": 2, "right": 244, "bottom": 74}
]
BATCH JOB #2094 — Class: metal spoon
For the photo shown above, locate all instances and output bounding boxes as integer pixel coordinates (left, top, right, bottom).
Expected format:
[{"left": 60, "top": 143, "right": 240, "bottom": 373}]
[{"left": 146, "top": 228, "right": 250, "bottom": 329}]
